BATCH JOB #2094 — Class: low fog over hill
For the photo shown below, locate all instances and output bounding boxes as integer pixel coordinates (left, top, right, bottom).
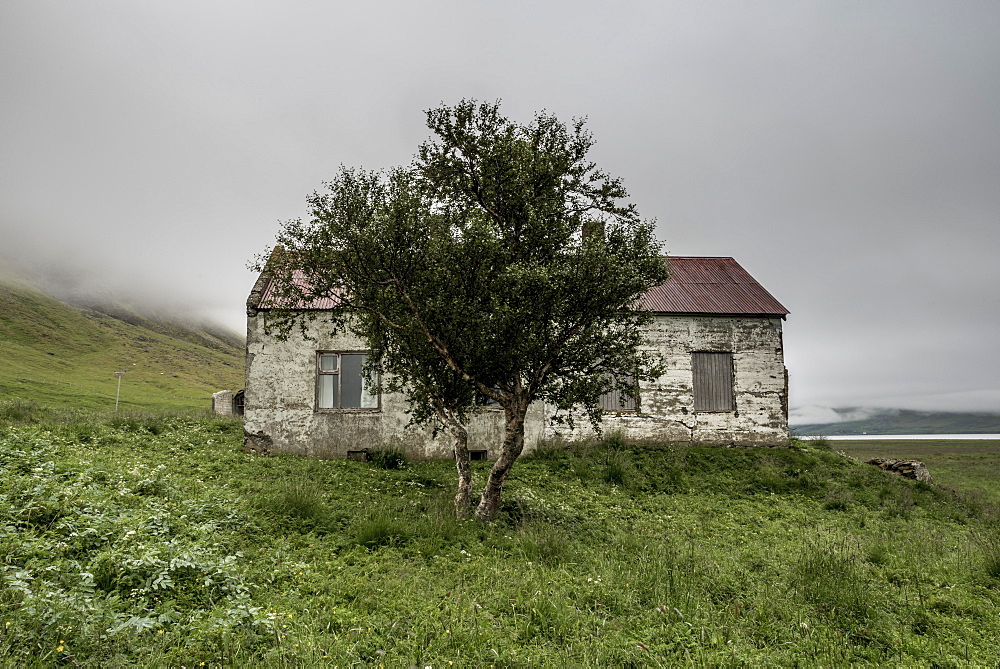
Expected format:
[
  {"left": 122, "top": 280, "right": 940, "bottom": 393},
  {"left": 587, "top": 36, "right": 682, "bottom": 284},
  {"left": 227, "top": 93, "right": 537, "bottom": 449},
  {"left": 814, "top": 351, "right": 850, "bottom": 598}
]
[
  {"left": 0, "top": 248, "right": 245, "bottom": 344},
  {"left": 0, "top": 263, "right": 244, "bottom": 413}
]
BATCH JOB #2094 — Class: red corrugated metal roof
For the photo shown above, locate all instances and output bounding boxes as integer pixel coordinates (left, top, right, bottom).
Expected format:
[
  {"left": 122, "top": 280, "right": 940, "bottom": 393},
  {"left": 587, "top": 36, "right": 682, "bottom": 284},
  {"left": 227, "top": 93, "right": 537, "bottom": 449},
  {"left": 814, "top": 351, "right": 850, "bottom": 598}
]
[
  {"left": 641, "top": 257, "right": 788, "bottom": 316},
  {"left": 255, "top": 257, "right": 787, "bottom": 317},
  {"left": 258, "top": 270, "right": 343, "bottom": 309}
]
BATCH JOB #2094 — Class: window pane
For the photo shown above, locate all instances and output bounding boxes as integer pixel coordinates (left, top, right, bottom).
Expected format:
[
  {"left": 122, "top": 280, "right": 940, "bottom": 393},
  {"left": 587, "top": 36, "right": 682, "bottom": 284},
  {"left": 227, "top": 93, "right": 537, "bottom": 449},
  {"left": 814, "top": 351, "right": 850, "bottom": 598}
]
[
  {"left": 359, "top": 366, "right": 378, "bottom": 408},
  {"left": 319, "top": 354, "right": 338, "bottom": 371},
  {"left": 340, "top": 353, "right": 365, "bottom": 408},
  {"left": 475, "top": 390, "right": 500, "bottom": 406},
  {"left": 318, "top": 373, "right": 338, "bottom": 409}
]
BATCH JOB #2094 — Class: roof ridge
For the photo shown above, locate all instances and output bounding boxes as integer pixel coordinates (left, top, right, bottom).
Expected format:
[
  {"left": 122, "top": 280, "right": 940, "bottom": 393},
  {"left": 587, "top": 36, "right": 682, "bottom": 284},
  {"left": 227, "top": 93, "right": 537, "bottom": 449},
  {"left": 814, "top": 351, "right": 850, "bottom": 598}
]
[{"left": 251, "top": 255, "right": 788, "bottom": 317}]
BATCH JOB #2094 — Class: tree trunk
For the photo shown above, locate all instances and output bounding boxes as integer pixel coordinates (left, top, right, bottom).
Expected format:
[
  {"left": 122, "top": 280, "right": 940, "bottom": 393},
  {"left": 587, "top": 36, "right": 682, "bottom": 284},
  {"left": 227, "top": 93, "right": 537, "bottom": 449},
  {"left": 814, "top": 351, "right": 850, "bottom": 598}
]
[
  {"left": 475, "top": 402, "right": 526, "bottom": 522},
  {"left": 433, "top": 399, "right": 473, "bottom": 518},
  {"left": 450, "top": 418, "right": 473, "bottom": 518}
]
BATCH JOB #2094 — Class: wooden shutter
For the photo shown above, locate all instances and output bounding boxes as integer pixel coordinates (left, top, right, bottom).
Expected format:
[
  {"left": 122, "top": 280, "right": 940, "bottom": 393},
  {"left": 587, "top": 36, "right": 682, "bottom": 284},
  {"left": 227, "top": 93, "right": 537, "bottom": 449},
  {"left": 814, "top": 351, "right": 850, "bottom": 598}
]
[
  {"left": 599, "top": 383, "right": 637, "bottom": 411},
  {"left": 692, "top": 352, "right": 735, "bottom": 411}
]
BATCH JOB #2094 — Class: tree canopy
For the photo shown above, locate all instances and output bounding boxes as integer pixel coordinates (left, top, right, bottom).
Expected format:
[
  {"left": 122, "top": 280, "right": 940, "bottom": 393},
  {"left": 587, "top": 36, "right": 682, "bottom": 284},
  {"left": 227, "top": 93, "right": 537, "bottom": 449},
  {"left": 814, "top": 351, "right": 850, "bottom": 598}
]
[{"left": 257, "top": 100, "right": 668, "bottom": 520}]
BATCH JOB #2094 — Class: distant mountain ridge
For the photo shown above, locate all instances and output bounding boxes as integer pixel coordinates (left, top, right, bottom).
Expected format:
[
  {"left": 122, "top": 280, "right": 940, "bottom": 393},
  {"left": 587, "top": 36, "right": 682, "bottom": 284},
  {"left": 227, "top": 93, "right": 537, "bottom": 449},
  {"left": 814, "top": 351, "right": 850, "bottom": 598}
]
[
  {"left": 0, "top": 275, "right": 245, "bottom": 413},
  {"left": 791, "top": 408, "right": 1000, "bottom": 436}
]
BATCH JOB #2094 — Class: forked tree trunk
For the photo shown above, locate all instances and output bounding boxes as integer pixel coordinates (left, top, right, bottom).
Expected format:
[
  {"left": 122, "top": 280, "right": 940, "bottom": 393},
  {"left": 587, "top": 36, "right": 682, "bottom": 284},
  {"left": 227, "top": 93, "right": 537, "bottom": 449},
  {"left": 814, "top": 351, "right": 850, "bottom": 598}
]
[
  {"left": 450, "top": 419, "right": 473, "bottom": 517},
  {"left": 433, "top": 400, "right": 473, "bottom": 517},
  {"left": 475, "top": 404, "right": 526, "bottom": 522}
]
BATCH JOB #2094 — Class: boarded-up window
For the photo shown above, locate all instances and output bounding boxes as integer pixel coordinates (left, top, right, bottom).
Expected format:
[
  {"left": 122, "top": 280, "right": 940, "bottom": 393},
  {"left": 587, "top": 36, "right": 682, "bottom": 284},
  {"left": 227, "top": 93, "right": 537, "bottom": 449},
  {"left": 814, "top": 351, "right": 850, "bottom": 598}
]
[
  {"left": 599, "top": 375, "right": 637, "bottom": 412},
  {"left": 692, "top": 352, "right": 735, "bottom": 412}
]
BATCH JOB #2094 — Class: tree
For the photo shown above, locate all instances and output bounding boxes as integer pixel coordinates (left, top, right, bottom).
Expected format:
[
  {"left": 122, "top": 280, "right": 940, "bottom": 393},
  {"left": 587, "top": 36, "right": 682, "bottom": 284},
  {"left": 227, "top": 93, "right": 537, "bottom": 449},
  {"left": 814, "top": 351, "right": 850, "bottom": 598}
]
[{"left": 258, "top": 100, "right": 668, "bottom": 521}]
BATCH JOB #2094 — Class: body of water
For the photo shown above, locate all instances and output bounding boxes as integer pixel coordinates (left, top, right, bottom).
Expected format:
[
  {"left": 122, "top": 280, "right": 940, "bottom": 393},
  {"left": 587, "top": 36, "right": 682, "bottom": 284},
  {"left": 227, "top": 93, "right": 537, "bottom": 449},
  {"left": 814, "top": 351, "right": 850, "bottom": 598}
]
[{"left": 796, "top": 434, "right": 1000, "bottom": 440}]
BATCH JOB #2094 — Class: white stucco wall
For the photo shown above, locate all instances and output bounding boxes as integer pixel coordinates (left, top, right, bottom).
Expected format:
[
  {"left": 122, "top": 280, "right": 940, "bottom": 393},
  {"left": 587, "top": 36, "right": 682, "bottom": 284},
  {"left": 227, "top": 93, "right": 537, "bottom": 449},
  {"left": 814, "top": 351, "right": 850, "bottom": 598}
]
[
  {"left": 243, "top": 311, "right": 545, "bottom": 459},
  {"left": 244, "top": 311, "right": 788, "bottom": 459},
  {"left": 545, "top": 315, "right": 788, "bottom": 445}
]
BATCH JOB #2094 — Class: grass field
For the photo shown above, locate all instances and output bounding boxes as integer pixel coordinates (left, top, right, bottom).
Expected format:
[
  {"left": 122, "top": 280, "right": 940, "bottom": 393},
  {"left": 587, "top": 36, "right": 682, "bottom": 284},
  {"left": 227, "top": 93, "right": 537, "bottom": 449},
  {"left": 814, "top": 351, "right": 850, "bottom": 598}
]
[
  {"left": 0, "top": 407, "right": 998, "bottom": 666},
  {"left": 834, "top": 439, "right": 1000, "bottom": 507}
]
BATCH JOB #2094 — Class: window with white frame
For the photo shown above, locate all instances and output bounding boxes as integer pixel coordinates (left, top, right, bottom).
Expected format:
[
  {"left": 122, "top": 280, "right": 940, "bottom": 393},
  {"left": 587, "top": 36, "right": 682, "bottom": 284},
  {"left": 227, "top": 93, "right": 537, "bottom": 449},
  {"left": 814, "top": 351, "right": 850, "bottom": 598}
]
[{"left": 316, "top": 352, "right": 379, "bottom": 410}]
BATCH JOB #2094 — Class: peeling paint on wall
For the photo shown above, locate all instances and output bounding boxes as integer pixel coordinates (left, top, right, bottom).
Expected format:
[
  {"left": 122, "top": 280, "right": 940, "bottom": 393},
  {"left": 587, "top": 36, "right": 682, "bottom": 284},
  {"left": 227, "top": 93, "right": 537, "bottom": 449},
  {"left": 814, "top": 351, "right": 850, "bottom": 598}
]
[
  {"left": 547, "top": 315, "right": 788, "bottom": 445},
  {"left": 243, "top": 311, "right": 789, "bottom": 459},
  {"left": 243, "top": 312, "right": 546, "bottom": 459}
]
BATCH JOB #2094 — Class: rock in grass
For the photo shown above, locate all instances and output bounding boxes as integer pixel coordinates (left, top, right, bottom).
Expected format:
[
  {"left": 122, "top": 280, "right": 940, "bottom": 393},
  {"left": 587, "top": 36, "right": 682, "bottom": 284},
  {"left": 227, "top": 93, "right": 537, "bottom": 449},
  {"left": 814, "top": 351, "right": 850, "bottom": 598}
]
[{"left": 866, "top": 457, "right": 932, "bottom": 483}]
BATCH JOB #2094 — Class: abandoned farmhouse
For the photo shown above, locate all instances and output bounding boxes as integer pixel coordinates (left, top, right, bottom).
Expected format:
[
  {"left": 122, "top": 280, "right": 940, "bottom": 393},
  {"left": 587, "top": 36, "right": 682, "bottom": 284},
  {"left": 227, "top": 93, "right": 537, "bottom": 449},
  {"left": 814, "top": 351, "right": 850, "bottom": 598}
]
[{"left": 242, "top": 256, "right": 790, "bottom": 459}]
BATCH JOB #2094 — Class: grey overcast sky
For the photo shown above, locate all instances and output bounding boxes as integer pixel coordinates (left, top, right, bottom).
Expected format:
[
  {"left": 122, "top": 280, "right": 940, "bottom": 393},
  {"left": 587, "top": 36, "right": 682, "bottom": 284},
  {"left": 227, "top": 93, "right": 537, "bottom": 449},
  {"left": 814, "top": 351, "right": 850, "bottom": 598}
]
[{"left": 2, "top": 1, "right": 998, "bottom": 422}]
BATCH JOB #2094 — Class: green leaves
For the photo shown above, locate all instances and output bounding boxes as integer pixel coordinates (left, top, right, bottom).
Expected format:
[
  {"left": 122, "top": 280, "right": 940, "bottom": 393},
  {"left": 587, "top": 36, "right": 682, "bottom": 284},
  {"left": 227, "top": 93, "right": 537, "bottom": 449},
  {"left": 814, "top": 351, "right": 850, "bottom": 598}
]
[
  {"left": 263, "top": 100, "right": 666, "bottom": 423},
  {"left": 258, "top": 100, "right": 669, "bottom": 518}
]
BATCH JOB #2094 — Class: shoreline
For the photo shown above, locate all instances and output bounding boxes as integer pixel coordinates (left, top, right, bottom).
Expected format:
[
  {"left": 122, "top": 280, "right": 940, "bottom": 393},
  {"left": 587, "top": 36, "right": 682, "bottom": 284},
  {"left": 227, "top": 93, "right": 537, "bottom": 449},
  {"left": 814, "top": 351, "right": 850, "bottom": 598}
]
[{"left": 795, "top": 434, "right": 1000, "bottom": 440}]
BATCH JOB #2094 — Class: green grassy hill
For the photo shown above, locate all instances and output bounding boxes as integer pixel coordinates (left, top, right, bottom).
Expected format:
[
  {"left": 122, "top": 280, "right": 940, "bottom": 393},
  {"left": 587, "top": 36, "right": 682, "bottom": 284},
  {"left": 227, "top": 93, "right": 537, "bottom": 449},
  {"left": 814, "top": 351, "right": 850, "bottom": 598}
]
[{"left": 0, "top": 277, "right": 244, "bottom": 413}]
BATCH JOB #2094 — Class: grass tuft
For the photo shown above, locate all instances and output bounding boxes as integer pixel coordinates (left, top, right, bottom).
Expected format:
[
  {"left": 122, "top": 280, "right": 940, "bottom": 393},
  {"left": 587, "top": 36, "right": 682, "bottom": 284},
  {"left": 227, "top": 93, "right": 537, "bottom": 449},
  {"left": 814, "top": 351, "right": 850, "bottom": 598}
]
[
  {"left": 0, "top": 399, "right": 47, "bottom": 423},
  {"left": 978, "top": 532, "right": 1000, "bottom": 581},
  {"left": 528, "top": 438, "right": 570, "bottom": 461},
  {"left": 599, "top": 429, "right": 628, "bottom": 451},
  {"left": 258, "top": 478, "right": 338, "bottom": 532},
  {"left": 822, "top": 489, "right": 853, "bottom": 511},
  {"left": 602, "top": 448, "right": 638, "bottom": 487},
  {"left": 516, "top": 522, "right": 572, "bottom": 564},
  {"left": 792, "top": 539, "right": 873, "bottom": 625},
  {"left": 351, "top": 506, "right": 412, "bottom": 548},
  {"left": 108, "top": 411, "right": 173, "bottom": 435},
  {"left": 368, "top": 444, "right": 408, "bottom": 470},
  {"left": 810, "top": 436, "right": 833, "bottom": 451}
]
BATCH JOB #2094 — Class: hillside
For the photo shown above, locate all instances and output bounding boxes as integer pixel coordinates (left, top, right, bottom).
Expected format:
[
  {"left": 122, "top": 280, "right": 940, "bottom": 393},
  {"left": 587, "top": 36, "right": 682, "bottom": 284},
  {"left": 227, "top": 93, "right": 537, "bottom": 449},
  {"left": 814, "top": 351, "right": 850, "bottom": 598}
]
[
  {"left": 0, "top": 277, "right": 244, "bottom": 413},
  {"left": 792, "top": 408, "right": 1000, "bottom": 436}
]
